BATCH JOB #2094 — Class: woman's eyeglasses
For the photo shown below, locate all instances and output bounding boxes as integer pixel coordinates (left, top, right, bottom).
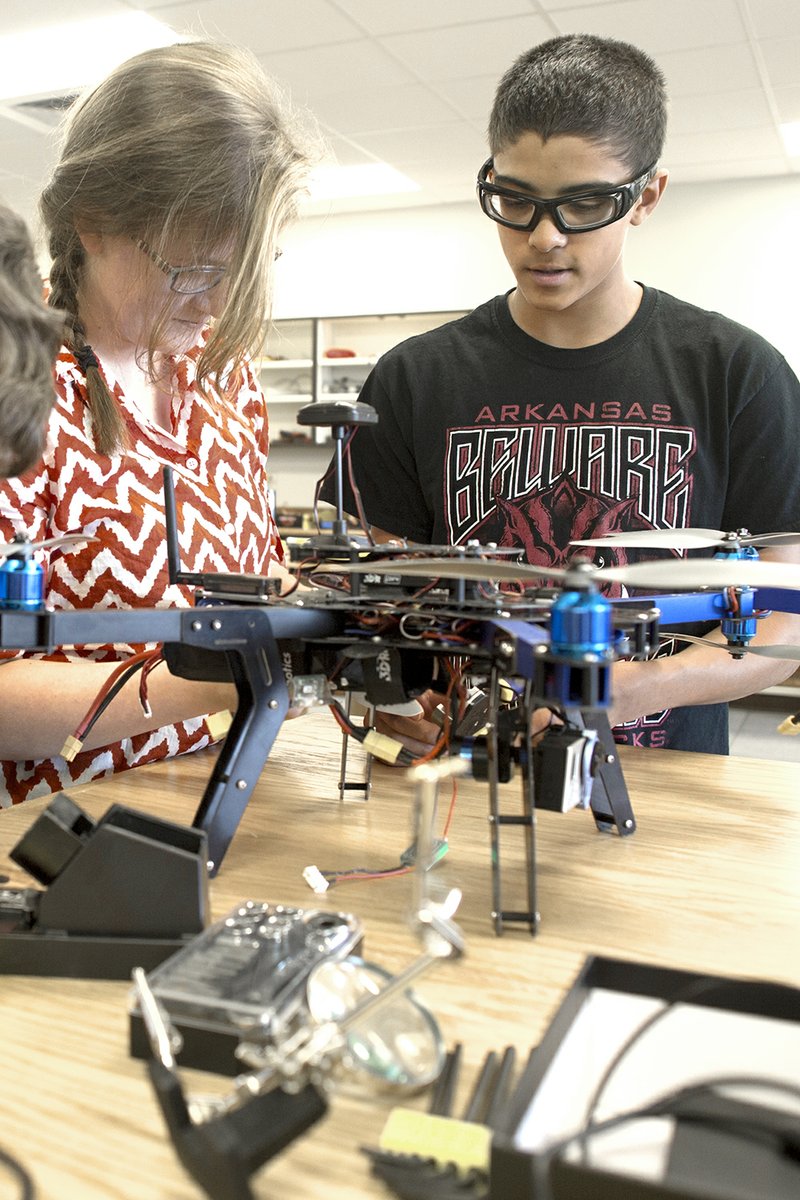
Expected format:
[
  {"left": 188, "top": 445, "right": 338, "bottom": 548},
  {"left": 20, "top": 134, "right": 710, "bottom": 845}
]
[{"left": 134, "top": 238, "right": 227, "bottom": 295}]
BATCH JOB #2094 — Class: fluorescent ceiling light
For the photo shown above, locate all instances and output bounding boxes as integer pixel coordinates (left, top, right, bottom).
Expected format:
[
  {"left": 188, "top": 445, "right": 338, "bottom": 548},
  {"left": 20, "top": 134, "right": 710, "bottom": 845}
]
[
  {"left": 0, "top": 13, "right": 181, "bottom": 103},
  {"left": 780, "top": 121, "right": 800, "bottom": 157},
  {"left": 308, "top": 163, "right": 420, "bottom": 200}
]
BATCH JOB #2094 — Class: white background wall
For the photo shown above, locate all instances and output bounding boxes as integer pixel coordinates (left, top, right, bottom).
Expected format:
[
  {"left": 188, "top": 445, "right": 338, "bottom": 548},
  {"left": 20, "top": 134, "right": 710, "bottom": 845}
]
[{"left": 275, "top": 174, "right": 800, "bottom": 374}]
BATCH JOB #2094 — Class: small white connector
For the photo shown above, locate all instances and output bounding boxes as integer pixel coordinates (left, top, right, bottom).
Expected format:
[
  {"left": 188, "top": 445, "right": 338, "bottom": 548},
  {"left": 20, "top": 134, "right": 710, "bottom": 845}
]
[
  {"left": 302, "top": 864, "right": 330, "bottom": 893},
  {"left": 363, "top": 730, "right": 406, "bottom": 764}
]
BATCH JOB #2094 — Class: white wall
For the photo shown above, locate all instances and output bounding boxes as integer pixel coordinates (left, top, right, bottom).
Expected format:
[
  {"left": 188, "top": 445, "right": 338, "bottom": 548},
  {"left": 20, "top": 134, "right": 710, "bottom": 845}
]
[{"left": 275, "top": 173, "right": 800, "bottom": 375}]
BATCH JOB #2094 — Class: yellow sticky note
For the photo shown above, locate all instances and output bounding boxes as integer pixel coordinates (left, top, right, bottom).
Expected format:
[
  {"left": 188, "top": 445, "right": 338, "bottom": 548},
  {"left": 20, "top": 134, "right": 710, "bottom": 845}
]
[{"left": 379, "top": 1107, "right": 492, "bottom": 1173}]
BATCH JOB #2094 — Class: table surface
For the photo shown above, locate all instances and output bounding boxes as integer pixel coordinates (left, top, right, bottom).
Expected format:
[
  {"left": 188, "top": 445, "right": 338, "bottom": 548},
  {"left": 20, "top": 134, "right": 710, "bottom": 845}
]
[{"left": 1, "top": 712, "right": 799, "bottom": 1199}]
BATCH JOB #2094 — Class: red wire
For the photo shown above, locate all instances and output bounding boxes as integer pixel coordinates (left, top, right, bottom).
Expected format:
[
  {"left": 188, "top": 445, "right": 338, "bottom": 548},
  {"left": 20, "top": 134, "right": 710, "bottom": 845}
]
[{"left": 71, "top": 648, "right": 162, "bottom": 741}]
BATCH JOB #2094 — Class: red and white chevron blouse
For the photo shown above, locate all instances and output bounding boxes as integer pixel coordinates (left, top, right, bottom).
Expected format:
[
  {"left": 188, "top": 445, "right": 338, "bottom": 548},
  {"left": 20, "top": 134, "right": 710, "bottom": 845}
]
[{"left": 0, "top": 342, "right": 282, "bottom": 805}]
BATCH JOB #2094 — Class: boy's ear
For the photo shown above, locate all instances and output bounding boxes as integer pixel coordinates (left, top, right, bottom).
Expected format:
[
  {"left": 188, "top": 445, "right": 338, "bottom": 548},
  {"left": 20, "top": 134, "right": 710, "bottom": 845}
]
[{"left": 629, "top": 168, "right": 668, "bottom": 226}]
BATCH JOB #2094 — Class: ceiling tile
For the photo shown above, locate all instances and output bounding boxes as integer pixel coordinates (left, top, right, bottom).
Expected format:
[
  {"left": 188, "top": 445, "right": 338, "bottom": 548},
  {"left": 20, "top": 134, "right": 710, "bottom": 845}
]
[
  {"left": 331, "top": 0, "right": 536, "bottom": 36},
  {"left": 666, "top": 126, "right": 786, "bottom": 166},
  {"left": 0, "top": 0, "right": 130, "bottom": 30},
  {"left": 314, "top": 133, "right": 375, "bottom": 167},
  {"left": 152, "top": 0, "right": 363, "bottom": 54},
  {"left": 378, "top": 13, "right": 555, "bottom": 82},
  {"left": 352, "top": 122, "right": 485, "bottom": 168},
  {"left": 773, "top": 86, "right": 800, "bottom": 125},
  {"left": 657, "top": 43, "right": 762, "bottom": 97},
  {"left": 430, "top": 74, "right": 503, "bottom": 124},
  {"left": 547, "top": 0, "right": 747, "bottom": 53},
  {"left": 746, "top": 0, "right": 800, "bottom": 39},
  {"left": 258, "top": 39, "right": 417, "bottom": 103},
  {"left": 757, "top": 35, "right": 800, "bottom": 91},
  {"left": 667, "top": 89, "right": 774, "bottom": 136},
  {"left": 316, "top": 83, "right": 464, "bottom": 136},
  {"left": 537, "top": 0, "right": 628, "bottom": 8}
]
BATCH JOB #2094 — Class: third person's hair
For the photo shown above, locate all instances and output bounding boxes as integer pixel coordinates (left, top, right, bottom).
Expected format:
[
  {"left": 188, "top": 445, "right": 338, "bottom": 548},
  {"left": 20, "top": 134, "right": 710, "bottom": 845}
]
[{"left": 0, "top": 205, "right": 64, "bottom": 477}]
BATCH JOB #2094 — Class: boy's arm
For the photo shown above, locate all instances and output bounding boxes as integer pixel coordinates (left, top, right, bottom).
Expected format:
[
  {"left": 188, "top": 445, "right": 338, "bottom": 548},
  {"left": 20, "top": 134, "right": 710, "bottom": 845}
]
[{"left": 608, "top": 544, "right": 800, "bottom": 726}]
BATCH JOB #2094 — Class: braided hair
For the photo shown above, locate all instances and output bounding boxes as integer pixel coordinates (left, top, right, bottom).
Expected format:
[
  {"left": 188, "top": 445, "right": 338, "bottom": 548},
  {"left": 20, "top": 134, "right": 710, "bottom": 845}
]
[{"left": 45, "top": 225, "right": 114, "bottom": 450}]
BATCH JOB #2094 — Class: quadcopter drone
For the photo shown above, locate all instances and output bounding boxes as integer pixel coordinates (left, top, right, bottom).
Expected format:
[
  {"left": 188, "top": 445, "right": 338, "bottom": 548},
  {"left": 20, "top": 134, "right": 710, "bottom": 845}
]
[{"left": 3, "top": 399, "right": 800, "bottom": 938}]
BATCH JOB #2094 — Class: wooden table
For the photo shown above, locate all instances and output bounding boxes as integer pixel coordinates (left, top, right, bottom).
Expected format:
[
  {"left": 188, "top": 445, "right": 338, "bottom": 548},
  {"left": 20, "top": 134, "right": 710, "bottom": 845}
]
[{"left": 1, "top": 712, "right": 799, "bottom": 1199}]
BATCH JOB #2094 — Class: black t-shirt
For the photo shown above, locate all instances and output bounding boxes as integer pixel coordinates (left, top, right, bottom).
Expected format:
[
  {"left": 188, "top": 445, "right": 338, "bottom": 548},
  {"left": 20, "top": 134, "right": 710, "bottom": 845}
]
[{"left": 324, "top": 287, "right": 800, "bottom": 753}]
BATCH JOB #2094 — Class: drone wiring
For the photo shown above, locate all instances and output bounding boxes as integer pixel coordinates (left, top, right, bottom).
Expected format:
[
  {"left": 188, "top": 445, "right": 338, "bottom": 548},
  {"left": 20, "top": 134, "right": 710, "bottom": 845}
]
[
  {"left": 310, "top": 426, "right": 375, "bottom": 544},
  {"left": 306, "top": 773, "right": 458, "bottom": 891},
  {"left": 60, "top": 648, "right": 164, "bottom": 762}
]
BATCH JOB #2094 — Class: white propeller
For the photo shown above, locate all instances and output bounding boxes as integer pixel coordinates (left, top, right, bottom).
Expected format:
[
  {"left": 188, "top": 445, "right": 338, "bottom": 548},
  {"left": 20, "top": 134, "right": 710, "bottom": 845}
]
[
  {"left": 600, "top": 557, "right": 800, "bottom": 591},
  {"left": 571, "top": 527, "right": 800, "bottom": 551},
  {"left": 323, "top": 552, "right": 800, "bottom": 593},
  {"left": 317, "top": 556, "right": 571, "bottom": 583},
  {"left": 0, "top": 534, "right": 96, "bottom": 560}
]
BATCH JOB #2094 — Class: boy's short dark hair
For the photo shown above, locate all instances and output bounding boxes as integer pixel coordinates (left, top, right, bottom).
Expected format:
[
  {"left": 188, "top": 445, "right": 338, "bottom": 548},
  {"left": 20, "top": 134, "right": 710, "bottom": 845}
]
[
  {"left": 488, "top": 34, "right": 667, "bottom": 174},
  {"left": 0, "top": 205, "right": 64, "bottom": 478}
]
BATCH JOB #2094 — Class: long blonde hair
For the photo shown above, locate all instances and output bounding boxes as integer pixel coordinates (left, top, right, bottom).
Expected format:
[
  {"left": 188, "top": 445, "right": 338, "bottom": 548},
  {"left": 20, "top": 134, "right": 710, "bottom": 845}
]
[{"left": 41, "top": 41, "right": 318, "bottom": 455}]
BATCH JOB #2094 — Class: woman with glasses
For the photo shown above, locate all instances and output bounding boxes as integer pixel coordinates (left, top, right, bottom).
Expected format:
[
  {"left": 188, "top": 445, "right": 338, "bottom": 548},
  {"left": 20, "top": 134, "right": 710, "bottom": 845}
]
[{"left": 0, "top": 42, "right": 317, "bottom": 805}]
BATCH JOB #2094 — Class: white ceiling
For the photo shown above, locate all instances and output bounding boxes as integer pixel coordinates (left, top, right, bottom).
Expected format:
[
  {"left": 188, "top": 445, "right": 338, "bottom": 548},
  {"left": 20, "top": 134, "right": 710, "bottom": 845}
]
[{"left": 1, "top": 0, "right": 798, "bottom": 228}]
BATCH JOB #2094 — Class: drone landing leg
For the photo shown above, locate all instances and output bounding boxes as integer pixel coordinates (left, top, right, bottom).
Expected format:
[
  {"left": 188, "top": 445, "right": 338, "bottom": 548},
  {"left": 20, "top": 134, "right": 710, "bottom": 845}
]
[
  {"left": 486, "top": 672, "right": 539, "bottom": 937},
  {"left": 173, "top": 609, "right": 290, "bottom": 876},
  {"left": 337, "top": 692, "right": 372, "bottom": 801},
  {"left": 578, "top": 708, "right": 636, "bottom": 837}
]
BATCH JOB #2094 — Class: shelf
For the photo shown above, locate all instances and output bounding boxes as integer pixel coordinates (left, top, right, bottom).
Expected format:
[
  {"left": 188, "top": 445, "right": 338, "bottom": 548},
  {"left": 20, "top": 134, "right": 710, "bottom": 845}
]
[
  {"left": 271, "top": 437, "right": 332, "bottom": 449},
  {"left": 258, "top": 358, "right": 314, "bottom": 370},
  {"left": 264, "top": 311, "right": 469, "bottom": 509},
  {"left": 320, "top": 356, "right": 377, "bottom": 368}
]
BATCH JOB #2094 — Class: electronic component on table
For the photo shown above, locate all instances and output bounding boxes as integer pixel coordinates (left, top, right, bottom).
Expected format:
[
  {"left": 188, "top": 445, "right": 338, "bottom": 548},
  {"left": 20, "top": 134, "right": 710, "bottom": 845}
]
[{"left": 129, "top": 900, "right": 363, "bottom": 1074}]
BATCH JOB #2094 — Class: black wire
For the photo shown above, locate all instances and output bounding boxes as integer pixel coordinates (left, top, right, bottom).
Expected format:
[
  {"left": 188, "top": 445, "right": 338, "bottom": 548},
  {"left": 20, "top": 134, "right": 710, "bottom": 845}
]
[
  {"left": 578, "top": 975, "right": 729, "bottom": 1159},
  {"left": 556, "top": 1075, "right": 800, "bottom": 1170},
  {"left": 0, "top": 1143, "right": 35, "bottom": 1199},
  {"left": 79, "top": 657, "right": 149, "bottom": 742}
]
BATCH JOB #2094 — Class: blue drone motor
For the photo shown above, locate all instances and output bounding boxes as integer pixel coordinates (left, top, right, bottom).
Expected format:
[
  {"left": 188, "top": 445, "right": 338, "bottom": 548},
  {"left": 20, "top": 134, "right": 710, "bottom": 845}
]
[
  {"left": 0, "top": 554, "right": 45, "bottom": 610},
  {"left": 549, "top": 585, "right": 613, "bottom": 657},
  {"left": 716, "top": 542, "right": 759, "bottom": 648}
]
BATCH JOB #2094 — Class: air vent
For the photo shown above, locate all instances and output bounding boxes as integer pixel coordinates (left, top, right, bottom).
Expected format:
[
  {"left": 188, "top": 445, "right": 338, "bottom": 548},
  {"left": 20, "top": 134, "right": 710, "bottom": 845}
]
[{"left": 3, "top": 92, "right": 77, "bottom": 133}]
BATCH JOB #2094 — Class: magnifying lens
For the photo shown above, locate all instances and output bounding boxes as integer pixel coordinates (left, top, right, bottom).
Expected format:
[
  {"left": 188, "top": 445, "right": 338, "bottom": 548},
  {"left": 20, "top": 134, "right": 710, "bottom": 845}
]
[{"left": 306, "top": 956, "right": 445, "bottom": 1091}]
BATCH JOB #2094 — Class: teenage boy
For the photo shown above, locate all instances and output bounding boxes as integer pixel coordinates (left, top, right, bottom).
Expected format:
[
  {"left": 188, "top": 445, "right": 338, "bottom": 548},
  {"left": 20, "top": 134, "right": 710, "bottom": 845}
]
[{"left": 329, "top": 34, "right": 800, "bottom": 754}]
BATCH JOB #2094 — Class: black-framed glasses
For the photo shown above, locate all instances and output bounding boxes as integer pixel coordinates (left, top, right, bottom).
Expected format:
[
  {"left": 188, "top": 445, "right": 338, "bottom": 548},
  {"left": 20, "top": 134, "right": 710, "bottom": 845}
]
[
  {"left": 135, "top": 238, "right": 227, "bottom": 295},
  {"left": 476, "top": 159, "right": 656, "bottom": 234}
]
